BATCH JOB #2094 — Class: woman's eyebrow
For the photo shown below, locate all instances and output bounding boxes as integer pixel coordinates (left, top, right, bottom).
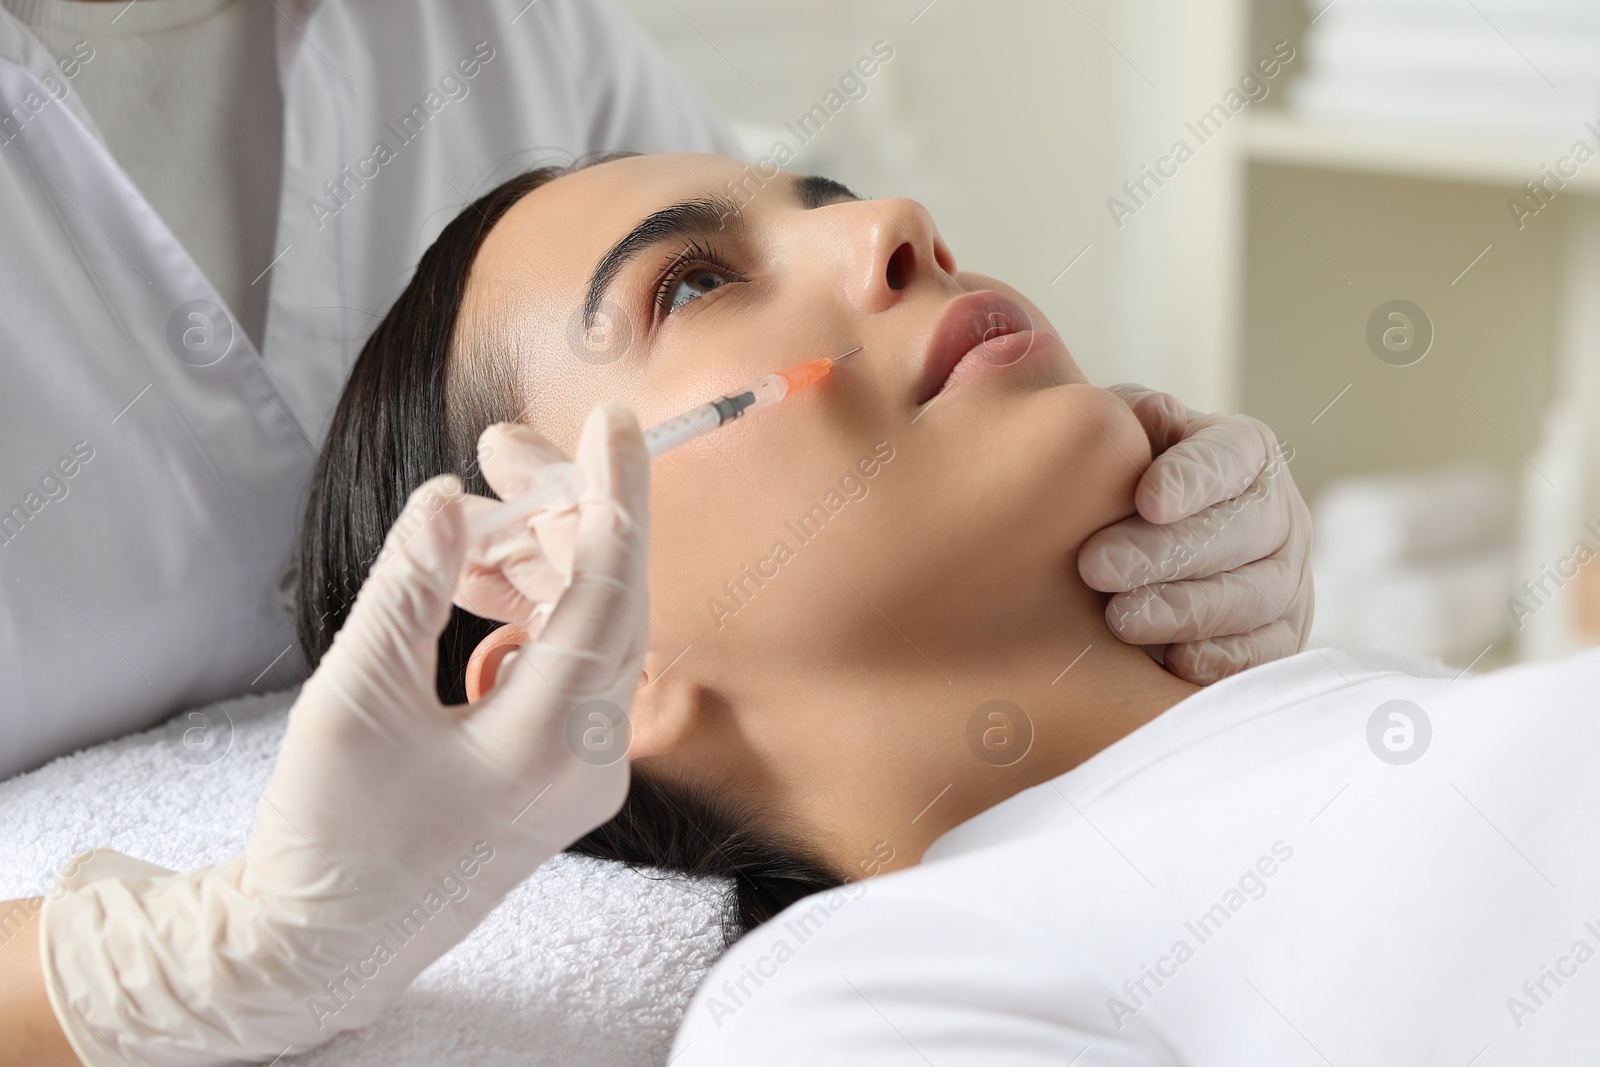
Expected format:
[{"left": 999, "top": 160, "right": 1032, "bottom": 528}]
[
  {"left": 793, "top": 174, "right": 862, "bottom": 208},
  {"left": 583, "top": 195, "right": 743, "bottom": 329}
]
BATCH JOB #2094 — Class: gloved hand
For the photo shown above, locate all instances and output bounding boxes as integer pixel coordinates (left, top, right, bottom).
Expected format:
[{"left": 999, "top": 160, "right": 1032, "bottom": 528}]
[
  {"left": 1078, "top": 385, "right": 1313, "bottom": 686},
  {"left": 40, "top": 402, "right": 650, "bottom": 1067},
  {"left": 454, "top": 423, "right": 588, "bottom": 627}
]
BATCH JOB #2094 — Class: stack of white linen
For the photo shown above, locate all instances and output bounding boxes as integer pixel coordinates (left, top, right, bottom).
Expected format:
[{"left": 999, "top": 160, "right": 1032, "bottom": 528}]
[
  {"left": 1308, "top": 464, "right": 1516, "bottom": 664},
  {"left": 1292, "top": 0, "right": 1600, "bottom": 133}
]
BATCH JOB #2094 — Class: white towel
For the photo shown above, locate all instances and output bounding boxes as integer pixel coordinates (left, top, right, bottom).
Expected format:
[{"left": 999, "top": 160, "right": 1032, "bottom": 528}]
[
  {"left": 1307, "top": 13, "right": 1600, "bottom": 76},
  {"left": 0, "top": 686, "right": 727, "bottom": 1066},
  {"left": 1294, "top": 0, "right": 1600, "bottom": 132},
  {"left": 1311, "top": 464, "right": 1513, "bottom": 571},
  {"left": 1290, "top": 76, "right": 1600, "bottom": 134},
  {"left": 1314, "top": 0, "right": 1600, "bottom": 20},
  {"left": 1311, "top": 547, "right": 1515, "bottom": 662}
]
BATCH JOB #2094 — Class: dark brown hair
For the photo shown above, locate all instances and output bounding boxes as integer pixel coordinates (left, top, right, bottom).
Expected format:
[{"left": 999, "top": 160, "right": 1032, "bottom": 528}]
[{"left": 292, "top": 153, "right": 843, "bottom": 945}]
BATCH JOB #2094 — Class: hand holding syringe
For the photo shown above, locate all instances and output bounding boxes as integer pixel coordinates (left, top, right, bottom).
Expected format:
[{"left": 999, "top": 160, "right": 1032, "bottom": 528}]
[
  {"left": 21, "top": 358, "right": 856, "bottom": 1067},
  {"left": 467, "top": 347, "right": 860, "bottom": 543}
]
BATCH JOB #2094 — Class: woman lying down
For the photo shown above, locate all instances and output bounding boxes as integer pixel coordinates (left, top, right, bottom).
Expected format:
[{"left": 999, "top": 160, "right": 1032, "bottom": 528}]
[{"left": 11, "top": 151, "right": 1598, "bottom": 1066}]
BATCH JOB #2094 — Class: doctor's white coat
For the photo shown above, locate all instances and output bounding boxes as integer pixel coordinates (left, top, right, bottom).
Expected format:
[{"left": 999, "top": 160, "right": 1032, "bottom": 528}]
[{"left": 0, "top": 0, "right": 739, "bottom": 779}]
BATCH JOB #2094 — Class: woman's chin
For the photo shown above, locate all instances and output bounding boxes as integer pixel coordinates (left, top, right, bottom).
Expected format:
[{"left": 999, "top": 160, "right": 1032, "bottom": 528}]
[
  {"left": 853, "top": 381, "right": 1148, "bottom": 616},
  {"left": 994, "top": 381, "right": 1149, "bottom": 543}
]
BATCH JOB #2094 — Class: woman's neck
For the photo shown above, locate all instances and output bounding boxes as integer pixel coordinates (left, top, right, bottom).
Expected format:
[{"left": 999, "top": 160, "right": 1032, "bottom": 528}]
[{"left": 761, "top": 566, "right": 1201, "bottom": 881}]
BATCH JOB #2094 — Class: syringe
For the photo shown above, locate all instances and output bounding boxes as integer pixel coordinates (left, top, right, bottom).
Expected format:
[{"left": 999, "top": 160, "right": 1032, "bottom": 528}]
[{"left": 466, "top": 346, "right": 860, "bottom": 543}]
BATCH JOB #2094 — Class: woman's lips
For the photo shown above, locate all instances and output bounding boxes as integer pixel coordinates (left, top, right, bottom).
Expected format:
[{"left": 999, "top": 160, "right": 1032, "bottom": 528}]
[{"left": 914, "top": 291, "right": 1050, "bottom": 405}]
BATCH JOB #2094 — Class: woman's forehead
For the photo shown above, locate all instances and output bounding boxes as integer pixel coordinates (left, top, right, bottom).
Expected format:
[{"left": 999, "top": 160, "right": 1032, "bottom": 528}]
[{"left": 486, "top": 153, "right": 748, "bottom": 282}]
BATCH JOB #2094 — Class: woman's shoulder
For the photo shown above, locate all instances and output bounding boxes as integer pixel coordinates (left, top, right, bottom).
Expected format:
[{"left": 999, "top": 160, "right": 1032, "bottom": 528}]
[{"left": 673, "top": 876, "right": 1161, "bottom": 1065}]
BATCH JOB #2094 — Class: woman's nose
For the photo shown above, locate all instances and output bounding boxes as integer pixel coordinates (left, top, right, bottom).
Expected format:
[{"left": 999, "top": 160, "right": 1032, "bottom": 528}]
[{"left": 840, "top": 197, "right": 957, "bottom": 313}]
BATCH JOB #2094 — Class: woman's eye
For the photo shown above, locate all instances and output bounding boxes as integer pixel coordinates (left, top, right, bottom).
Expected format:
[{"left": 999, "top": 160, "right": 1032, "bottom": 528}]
[{"left": 663, "top": 264, "right": 739, "bottom": 314}]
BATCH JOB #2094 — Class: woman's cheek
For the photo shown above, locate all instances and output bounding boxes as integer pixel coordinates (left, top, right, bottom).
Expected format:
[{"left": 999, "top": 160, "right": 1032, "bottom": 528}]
[
  {"left": 645, "top": 476, "right": 724, "bottom": 637},
  {"left": 643, "top": 458, "right": 806, "bottom": 651}
]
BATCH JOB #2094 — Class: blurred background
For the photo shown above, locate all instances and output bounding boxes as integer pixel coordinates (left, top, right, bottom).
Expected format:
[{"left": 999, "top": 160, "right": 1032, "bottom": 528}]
[{"left": 615, "top": 0, "right": 1600, "bottom": 670}]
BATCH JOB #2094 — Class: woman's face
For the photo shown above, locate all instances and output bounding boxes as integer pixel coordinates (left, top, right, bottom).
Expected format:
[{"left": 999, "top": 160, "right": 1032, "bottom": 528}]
[{"left": 461, "top": 153, "right": 1150, "bottom": 834}]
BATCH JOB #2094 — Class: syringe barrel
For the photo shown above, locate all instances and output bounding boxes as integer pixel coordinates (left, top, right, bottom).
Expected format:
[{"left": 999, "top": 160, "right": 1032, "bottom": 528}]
[
  {"left": 643, "top": 374, "right": 787, "bottom": 456},
  {"left": 643, "top": 402, "right": 724, "bottom": 456}
]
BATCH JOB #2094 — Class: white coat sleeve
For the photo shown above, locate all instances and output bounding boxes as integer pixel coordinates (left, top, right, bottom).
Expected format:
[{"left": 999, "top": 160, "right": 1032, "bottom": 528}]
[
  {"left": 543, "top": 0, "right": 746, "bottom": 159},
  {"left": 669, "top": 888, "right": 1182, "bottom": 1067}
]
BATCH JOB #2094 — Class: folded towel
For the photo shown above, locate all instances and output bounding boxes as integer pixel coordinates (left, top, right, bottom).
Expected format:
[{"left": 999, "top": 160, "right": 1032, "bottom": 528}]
[
  {"left": 1314, "top": 0, "right": 1600, "bottom": 20},
  {"left": 1312, "top": 464, "right": 1513, "bottom": 571},
  {"left": 1307, "top": 15, "right": 1600, "bottom": 87},
  {"left": 1311, "top": 547, "right": 1515, "bottom": 662},
  {"left": 1291, "top": 73, "right": 1600, "bottom": 134},
  {"left": 0, "top": 686, "right": 726, "bottom": 1066},
  {"left": 1295, "top": 0, "right": 1600, "bottom": 132}
]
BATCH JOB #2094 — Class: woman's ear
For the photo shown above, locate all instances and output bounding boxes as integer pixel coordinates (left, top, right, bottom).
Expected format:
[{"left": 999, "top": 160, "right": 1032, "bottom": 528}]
[{"left": 629, "top": 649, "right": 703, "bottom": 758}]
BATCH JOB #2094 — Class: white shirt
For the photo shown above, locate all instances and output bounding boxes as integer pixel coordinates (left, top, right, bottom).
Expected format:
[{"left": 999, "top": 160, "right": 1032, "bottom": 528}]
[
  {"left": 0, "top": 0, "right": 739, "bottom": 779},
  {"left": 672, "top": 647, "right": 1600, "bottom": 1066},
  {"left": 0, "top": 0, "right": 283, "bottom": 347}
]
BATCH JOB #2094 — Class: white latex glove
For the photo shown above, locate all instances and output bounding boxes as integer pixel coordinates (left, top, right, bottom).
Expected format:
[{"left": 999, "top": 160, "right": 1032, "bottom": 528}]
[
  {"left": 40, "top": 402, "right": 650, "bottom": 1067},
  {"left": 453, "top": 423, "right": 587, "bottom": 625},
  {"left": 1077, "top": 384, "right": 1314, "bottom": 686}
]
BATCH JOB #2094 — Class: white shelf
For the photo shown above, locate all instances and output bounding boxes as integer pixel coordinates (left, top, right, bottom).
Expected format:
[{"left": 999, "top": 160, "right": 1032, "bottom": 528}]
[{"left": 1239, "top": 111, "right": 1600, "bottom": 193}]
